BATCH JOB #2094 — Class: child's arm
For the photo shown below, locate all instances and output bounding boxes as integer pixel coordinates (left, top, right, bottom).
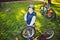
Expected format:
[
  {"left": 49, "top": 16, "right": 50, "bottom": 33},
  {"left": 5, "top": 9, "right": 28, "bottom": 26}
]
[
  {"left": 29, "top": 16, "right": 36, "bottom": 26},
  {"left": 24, "top": 13, "right": 27, "bottom": 22}
]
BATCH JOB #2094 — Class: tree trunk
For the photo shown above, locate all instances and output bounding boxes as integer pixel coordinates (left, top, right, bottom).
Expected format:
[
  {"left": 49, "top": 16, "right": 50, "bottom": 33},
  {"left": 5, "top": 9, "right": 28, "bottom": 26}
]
[{"left": 48, "top": 0, "right": 51, "bottom": 4}]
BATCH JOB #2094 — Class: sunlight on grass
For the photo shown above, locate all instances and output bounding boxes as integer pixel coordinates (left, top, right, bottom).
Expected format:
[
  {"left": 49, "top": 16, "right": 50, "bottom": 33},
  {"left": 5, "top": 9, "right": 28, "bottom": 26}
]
[
  {"left": 16, "top": 15, "right": 20, "bottom": 21},
  {"left": 36, "top": 11, "right": 44, "bottom": 19},
  {"left": 55, "top": 10, "right": 60, "bottom": 16},
  {"left": 34, "top": 5, "right": 40, "bottom": 8},
  {"left": 16, "top": 9, "right": 26, "bottom": 21},
  {"left": 16, "top": 11, "right": 23, "bottom": 21},
  {"left": 1, "top": 14, "right": 6, "bottom": 19},
  {"left": 34, "top": 37, "right": 38, "bottom": 40},
  {"left": 35, "top": 9, "right": 39, "bottom": 11},
  {"left": 34, "top": 4, "right": 44, "bottom": 18},
  {"left": 35, "top": 21, "right": 41, "bottom": 27},
  {"left": 20, "top": 10, "right": 26, "bottom": 14},
  {"left": 35, "top": 21, "right": 42, "bottom": 33},
  {"left": 52, "top": 2, "right": 60, "bottom": 4},
  {"left": 36, "top": 12, "right": 42, "bottom": 17}
]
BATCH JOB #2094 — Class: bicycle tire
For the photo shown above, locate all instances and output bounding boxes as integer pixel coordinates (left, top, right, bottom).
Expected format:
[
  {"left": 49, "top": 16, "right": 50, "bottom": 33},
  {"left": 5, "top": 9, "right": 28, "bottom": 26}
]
[
  {"left": 21, "top": 26, "right": 35, "bottom": 39},
  {"left": 45, "top": 28, "right": 54, "bottom": 39}
]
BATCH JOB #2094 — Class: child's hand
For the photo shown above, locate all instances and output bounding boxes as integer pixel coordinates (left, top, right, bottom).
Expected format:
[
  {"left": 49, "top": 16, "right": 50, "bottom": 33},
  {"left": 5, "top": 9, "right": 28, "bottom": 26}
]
[{"left": 27, "top": 24, "right": 33, "bottom": 27}]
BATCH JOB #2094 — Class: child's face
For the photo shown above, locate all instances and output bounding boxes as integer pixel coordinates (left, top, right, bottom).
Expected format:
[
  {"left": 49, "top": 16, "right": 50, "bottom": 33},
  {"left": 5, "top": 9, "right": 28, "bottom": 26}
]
[{"left": 28, "top": 8, "right": 33, "bottom": 14}]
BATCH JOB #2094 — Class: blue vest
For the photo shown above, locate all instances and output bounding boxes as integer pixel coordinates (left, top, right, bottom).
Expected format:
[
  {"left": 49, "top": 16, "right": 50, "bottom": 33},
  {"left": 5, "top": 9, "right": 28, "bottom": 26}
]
[{"left": 26, "top": 12, "right": 36, "bottom": 25}]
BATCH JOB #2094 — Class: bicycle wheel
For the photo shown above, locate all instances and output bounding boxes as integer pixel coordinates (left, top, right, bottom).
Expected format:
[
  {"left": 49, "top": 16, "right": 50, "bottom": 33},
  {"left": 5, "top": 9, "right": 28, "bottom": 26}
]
[
  {"left": 45, "top": 28, "right": 54, "bottom": 39},
  {"left": 44, "top": 9, "right": 56, "bottom": 21},
  {"left": 21, "top": 26, "right": 35, "bottom": 39}
]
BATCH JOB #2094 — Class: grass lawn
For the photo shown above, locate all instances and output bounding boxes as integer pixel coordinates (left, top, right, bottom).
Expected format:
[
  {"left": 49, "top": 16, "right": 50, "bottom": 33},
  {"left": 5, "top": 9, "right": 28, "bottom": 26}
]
[{"left": 0, "top": 1, "right": 60, "bottom": 40}]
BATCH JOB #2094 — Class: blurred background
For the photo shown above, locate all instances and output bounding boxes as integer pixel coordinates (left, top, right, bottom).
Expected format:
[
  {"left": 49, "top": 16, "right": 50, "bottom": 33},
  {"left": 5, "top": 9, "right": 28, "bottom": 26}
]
[{"left": 0, "top": 0, "right": 60, "bottom": 40}]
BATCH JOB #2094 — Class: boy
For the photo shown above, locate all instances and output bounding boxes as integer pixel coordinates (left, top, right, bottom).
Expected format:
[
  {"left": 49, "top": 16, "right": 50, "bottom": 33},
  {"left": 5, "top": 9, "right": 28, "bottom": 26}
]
[
  {"left": 24, "top": 5, "right": 36, "bottom": 40},
  {"left": 24, "top": 5, "right": 36, "bottom": 26}
]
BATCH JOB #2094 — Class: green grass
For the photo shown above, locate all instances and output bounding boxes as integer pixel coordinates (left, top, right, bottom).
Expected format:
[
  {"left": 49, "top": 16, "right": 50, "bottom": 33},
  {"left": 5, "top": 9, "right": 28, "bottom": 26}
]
[{"left": 0, "top": 2, "right": 60, "bottom": 40}]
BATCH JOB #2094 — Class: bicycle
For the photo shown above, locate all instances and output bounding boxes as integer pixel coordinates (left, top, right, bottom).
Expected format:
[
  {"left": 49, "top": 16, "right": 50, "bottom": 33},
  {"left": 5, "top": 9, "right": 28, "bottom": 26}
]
[
  {"left": 21, "top": 26, "right": 54, "bottom": 40},
  {"left": 40, "top": 1, "right": 56, "bottom": 21}
]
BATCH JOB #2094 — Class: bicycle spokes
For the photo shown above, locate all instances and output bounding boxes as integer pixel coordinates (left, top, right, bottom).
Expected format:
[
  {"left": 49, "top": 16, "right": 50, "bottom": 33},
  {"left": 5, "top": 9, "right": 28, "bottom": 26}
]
[{"left": 21, "top": 26, "right": 35, "bottom": 38}]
